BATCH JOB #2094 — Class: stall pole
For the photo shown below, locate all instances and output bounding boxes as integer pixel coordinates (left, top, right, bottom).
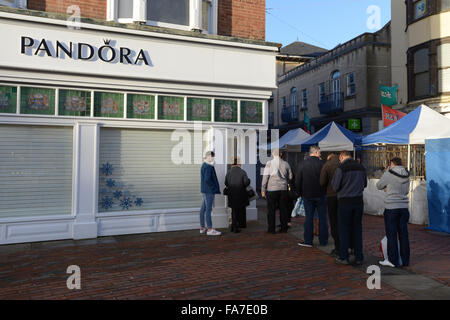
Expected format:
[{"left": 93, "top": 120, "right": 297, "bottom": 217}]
[{"left": 407, "top": 144, "right": 411, "bottom": 172}]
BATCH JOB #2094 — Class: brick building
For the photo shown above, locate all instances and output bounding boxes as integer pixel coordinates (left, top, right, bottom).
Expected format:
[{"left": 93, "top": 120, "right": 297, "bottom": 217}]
[{"left": 0, "top": 0, "right": 278, "bottom": 244}]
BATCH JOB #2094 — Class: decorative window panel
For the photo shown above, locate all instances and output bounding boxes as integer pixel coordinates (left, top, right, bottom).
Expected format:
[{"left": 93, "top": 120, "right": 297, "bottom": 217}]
[
  {"left": 240, "top": 101, "right": 263, "bottom": 124},
  {"left": 127, "top": 94, "right": 155, "bottom": 119},
  {"left": 0, "top": 85, "right": 17, "bottom": 114},
  {"left": 158, "top": 96, "right": 184, "bottom": 120},
  {"left": 98, "top": 128, "right": 204, "bottom": 212},
  {"left": 0, "top": 125, "right": 73, "bottom": 218},
  {"left": 20, "top": 87, "right": 55, "bottom": 115},
  {"left": 94, "top": 92, "right": 124, "bottom": 118},
  {"left": 214, "top": 99, "right": 237, "bottom": 122},
  {"left": 187, "top": 97, "right": 211, "bottom": 121},
  {"left": 59, "top": 89, "right": 91, "bottom": 117}
]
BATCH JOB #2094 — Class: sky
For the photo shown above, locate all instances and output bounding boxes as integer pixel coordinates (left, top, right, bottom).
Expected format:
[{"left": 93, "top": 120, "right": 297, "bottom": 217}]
[{"left": 265, "top": 0, "right": 391, "bottom": 50}]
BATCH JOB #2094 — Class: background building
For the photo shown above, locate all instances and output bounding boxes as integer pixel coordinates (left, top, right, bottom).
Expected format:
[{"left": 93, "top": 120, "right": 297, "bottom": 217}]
[{"left": 391, "top": 0, "right": 450, "bottom": 117}]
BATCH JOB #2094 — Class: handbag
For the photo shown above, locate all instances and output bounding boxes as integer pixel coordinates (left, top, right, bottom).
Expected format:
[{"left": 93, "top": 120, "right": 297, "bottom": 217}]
[{"left": 246, "top": 185, "right": 258, "bottom": 201}]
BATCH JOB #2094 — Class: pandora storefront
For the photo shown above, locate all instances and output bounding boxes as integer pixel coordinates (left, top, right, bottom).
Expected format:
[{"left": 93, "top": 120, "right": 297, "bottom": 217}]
[{"left": 0, "top": 9, "right": 277, "bottom": 244}]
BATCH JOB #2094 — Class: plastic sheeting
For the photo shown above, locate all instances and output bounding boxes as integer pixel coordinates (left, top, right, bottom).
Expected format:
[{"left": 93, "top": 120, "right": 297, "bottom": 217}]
[{"left": 425, "top": 138, "right": 450, "bottom": 233}]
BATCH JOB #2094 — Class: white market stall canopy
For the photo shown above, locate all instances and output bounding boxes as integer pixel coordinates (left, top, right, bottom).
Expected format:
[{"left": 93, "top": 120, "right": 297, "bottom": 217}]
[
  {"left": 362, "top": 105, "right": 450, "bottom": 145},
  {"left": 261, "top": 128, "right": 310, "bottom": 151},
  {"left": 291, "top": 121, "right": 362, "bottom": 152}
]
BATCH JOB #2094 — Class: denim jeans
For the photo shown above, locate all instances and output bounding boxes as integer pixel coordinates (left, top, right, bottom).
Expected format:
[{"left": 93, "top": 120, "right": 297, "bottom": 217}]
[
  {"left": 200, "top": 193, "right": 215, "bottom": 229},
  {"left": 338, "top": 201, "right": 364, "bottom": 262},
  {"left": 384, "top": 208, "right": 410, "bottom": 267},
  {"left": 303, "top": 196, "right": 328, "bottom": 245}
]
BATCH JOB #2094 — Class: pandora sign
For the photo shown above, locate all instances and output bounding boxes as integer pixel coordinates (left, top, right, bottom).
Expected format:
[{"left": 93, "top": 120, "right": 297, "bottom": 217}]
[{"left": 20, "top": 36, "right": 151, "bottom": 66}]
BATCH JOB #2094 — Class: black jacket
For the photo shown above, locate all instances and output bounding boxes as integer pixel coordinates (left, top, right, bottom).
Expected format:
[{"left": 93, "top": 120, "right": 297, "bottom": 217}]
[
  {"left": 295, "top": 156, "right": 326, "bottom": 199},
  {"left": 331, "top": 158, "right": 367, "bottom": 202},
  {"left": 225, "top": 166, "right": 251, "bottom": 208}
]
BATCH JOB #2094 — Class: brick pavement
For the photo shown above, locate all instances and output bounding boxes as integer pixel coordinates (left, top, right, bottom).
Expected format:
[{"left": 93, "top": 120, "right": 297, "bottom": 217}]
[{"left": 0, "top": 216, "right": 411, "bottom": 300}]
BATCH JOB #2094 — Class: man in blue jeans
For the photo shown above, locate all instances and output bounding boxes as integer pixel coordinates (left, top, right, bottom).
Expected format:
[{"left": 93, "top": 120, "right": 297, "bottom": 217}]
[
  {"left": 376, "top": 157, "right": 410, "bottom": 267},
  {"left": 295, "top": 146, "right": 328, "bottom": 247},
  {"left": 200, "top": 151, "right": 222, "bottom": 236},
  {"left": 332, "top": 151, "right": 367, "bottom": 265}
]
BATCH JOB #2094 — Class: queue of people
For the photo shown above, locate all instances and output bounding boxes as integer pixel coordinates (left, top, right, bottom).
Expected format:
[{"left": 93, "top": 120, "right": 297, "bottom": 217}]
[{"left": 199, "top": 148, "right": 411, "bottom": 268}]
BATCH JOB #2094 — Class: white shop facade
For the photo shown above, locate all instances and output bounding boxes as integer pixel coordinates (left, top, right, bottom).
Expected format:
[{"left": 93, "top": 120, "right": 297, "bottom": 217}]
[{"left": 0, "top": 10, "right": 277, "bottom": 244}]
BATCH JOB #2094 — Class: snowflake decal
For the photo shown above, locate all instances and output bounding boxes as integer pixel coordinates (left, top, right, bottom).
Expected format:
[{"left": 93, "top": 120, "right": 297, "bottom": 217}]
[
  {"left": 106, "top": 178, "right": 116, "bottom": 188},
  {"left": 135, "top": 197, "right": 143, "bottom": 207},
  {"left": 113, "top": 190, "right": 122, "bottom": 199},
  {"left": 100, "top": 188, "right": 108, "bottom": 195},
  {"left": 120, "top": 197, "right": 133, "bottom": 210},
  {"left": 100, "top": 196, "right": 114, "bottom": 210},
  {"left": 101, "top": 162, "right": 114, "bottom": 176}
]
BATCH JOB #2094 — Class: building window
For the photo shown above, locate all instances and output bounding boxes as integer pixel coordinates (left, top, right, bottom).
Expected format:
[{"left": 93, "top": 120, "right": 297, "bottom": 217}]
[
  {"left": 346, "top": 73, "right": 356, "bottom": 96},
  {"left": 301, "top": 89, "right": 307, "bottom": 109},
  {"left": 147, "top": 0, "right": 190, "bottom": 26},
  {"left": 331, "top": 70, "right": 341, "bottom": 96},
  {"left": 290, "top": 87, "right": 297, "bottom": 107},
  {"left": 282, "top": 96, "right": 287, "bottom": 109},
  {"left": 109, "top": 0, "right": 217, "bottom": 33},
  {"left": 318, "top": 82, "right": 326, "bottom": 102},
  {"left": 413, "top": 48, "right": 430, "bottom": 98},
  {"left": 0, "top": 0, "right": 26, "bottom": 8},
  {"left": 414, "top": 0, "right": 428, "bottom": 19},
  {"left": 441, "top": 0, "right": 450, "bottom": 11}
]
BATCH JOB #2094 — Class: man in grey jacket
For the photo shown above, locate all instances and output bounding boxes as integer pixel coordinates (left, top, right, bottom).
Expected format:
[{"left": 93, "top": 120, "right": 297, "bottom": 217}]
[
  {"left": 376, "top": 157, "right": 410, "bottom": 267},
  {"left": 262, "top": 148, "right": 293, "bottom": 233}
]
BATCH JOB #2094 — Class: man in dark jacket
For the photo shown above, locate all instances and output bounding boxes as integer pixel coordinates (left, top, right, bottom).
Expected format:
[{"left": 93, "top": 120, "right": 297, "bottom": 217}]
[
  {"left": 296, "top": 146, "right": 328, "bottom": 247},
  {"left": 200, "top": 151, "right": 221, "bottom": 236},
  {"left": 320, "top": 153, "right": 340, "bottom": 256},
  {"left": 225, "top": 158, "right": 251, "bottom": 233},
  {"left": 331, "top": 151, "right": 367, "bottom": 265}
]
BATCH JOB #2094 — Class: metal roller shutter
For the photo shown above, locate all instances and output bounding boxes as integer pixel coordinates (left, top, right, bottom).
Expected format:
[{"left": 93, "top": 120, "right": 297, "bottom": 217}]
[
  {"left": 99, "top": 128, "right": 204, "bottom": 212},
  {"left": 0, "top": 125, "right": 73, "bottom": 218}
]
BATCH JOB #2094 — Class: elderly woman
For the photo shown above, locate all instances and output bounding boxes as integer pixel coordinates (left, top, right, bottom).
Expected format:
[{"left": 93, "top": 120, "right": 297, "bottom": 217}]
[{"left": 225, "top": 158, "right": 251, "bottom": 233}]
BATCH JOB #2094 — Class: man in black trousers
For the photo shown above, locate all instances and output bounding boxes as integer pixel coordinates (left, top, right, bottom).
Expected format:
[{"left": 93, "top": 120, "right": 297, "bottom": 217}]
[
  {"left": 331, "top": 151, "right": 367, "bottom": 265},
  {"left": 320, "top": 153, "right": 340, "bottom": 257}
]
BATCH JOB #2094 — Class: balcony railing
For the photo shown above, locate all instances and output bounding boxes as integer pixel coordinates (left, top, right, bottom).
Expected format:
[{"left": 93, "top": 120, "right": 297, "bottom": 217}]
[
  {"left": 281, "top": 105, "right": 299, "bottom": 123},
  {"left": 318, "top": 92, "right": 344, "bottom": 115}
]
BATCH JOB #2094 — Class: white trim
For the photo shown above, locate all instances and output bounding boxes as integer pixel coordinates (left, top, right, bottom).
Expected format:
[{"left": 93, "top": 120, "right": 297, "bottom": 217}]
[
  {"left": 0, "top": 0, "right": 26, "bottom": 8},
  {"left": 146, "top": 20, "right": 191, "bottom": 31},
  {"left": 72, "top": 124, "right": 79, "bottom": 218}
]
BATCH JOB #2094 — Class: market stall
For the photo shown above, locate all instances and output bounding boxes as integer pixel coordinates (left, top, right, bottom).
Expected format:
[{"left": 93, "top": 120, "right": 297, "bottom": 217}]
[{"left": 361, "top": 105, "right": 450, "bottom": 225}]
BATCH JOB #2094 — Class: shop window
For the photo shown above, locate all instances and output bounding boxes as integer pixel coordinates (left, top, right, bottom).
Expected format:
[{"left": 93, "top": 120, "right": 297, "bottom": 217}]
[
  {"left": 98, "top": 128, "right": 204, "bottom": 212},
  {"left": 118, "top": 0, "right": 133, "bottom": 19},
  {"left": 94, "top": 91, "right": 124, "bottom": 118},
  {"left": 241, "top": 100, "right": 263, "bottom": 124},
  {"left": 442, "top": 0, "right": 450, "bottom": 11},
  {"left": 438, "top": 43, "right": 450, "bottom": 93},
  {"left": 214, "top": 99, "right": 237, "bottom": 122},
  {"left": 202, "top": 0, "right": 213, "bottom": 32},
  {"left": 187, "top": 97, "right": 211, "bottom": 121},
  {"left": 20, "top": 87, "right": 56, "bottom": 115},
  {"left": 282, "top": 96, "right": 286, "bottom": 109},
  {"left": 0, "top": 0, "right": 26, "bottom": 8},
  {"left": 158, "top": 95, "right": 184, "bottom": 121},
  {"left": 0, "top": 85, "right": 17, "bottom": 114},
  {"left": 414, "top": 0, "right": 428, "bottom": 19},
  {"left": 127, "top": 93, "right": 155, "bottom": 119},
  {"left": 346, "top": 73, "right": 356, "bottom": 96},
  {"left": 59, "top": 89, "right": 91, "bottom": 117},
  {"left": 0, "top": 125, "right": 73, "bottom": 218}
]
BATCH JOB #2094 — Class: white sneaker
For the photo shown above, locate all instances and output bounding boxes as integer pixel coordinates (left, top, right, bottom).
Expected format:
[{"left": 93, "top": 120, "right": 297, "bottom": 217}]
[
  {"left": 206, "top": 229, "right": 221, "bottom": 236},
  {"left": 379, "top": 259, "right": 395, "bottom": 267},
  {"left": 200, "top": 228, "right": 206, "bottom": 234}
]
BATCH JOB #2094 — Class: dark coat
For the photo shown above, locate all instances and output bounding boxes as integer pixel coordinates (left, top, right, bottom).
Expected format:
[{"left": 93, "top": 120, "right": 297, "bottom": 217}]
[
  {"left": 320, "top": 154, "right": 340, "bottom": 197},
  {"left": 295, "top": 156, "right": 326, "bottom": 199},
  {"left": 201, "top": 162, "right": 220, "bottom": 194},
  {"left": 331, "top": 158, "right": 367, "bottom": 202},
  {"left": 225, "top": 166, "right": 250, "bottom": 208}
]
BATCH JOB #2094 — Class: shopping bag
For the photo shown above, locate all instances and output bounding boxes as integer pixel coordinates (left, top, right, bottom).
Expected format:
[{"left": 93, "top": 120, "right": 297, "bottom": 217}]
[{"left": 291, "top": 197, "right": 305, "bottom": 217}]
